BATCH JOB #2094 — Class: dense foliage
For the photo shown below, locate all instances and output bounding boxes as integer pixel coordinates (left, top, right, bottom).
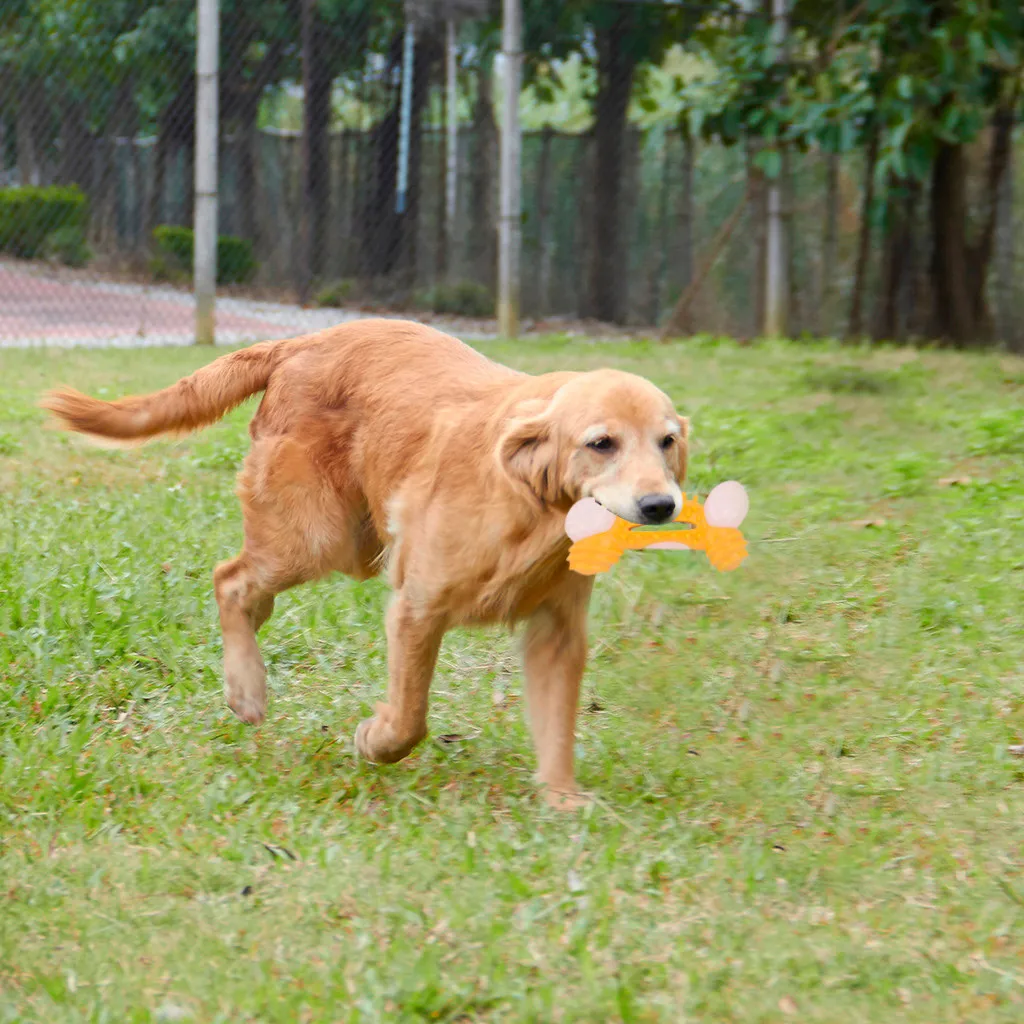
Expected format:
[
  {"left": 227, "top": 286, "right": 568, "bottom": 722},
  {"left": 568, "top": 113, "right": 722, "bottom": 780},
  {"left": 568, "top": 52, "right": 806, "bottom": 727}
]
[{"left": 0, "top": 184, "right": 87, "bottom": 259}]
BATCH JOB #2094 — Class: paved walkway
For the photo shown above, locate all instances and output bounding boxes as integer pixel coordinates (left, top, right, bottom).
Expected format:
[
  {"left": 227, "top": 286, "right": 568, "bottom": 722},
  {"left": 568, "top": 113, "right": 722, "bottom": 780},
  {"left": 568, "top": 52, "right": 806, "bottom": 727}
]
[{"left": 0, "top": 261, "right": 493, "bottom": 348}]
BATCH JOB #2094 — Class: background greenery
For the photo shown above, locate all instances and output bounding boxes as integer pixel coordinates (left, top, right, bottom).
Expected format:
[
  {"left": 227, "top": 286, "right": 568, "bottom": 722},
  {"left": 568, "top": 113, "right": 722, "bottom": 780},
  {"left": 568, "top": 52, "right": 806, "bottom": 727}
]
[{"left": 2, "top": 1, "right": 1022, "bottom": 340}]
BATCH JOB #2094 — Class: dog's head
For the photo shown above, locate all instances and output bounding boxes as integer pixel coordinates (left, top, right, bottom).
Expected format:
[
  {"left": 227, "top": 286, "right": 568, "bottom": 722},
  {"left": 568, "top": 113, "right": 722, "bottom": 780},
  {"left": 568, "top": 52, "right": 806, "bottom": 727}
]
[{"left": 498, "top": 369, "right": 688, "bottom": 525}]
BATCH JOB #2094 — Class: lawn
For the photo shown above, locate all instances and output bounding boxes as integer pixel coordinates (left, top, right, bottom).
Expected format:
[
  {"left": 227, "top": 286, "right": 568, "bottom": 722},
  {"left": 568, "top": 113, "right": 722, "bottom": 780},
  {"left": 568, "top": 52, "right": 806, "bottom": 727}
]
[{"left": 1, "top": 334, "right": 1023, "bottom": 1023}]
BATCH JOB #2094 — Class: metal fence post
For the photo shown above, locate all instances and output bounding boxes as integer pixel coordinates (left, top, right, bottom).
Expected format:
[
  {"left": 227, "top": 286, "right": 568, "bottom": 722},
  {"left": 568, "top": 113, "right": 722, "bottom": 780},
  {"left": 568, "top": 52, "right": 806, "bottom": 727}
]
[
  {"left": 194, "top": 0, "right": 219, "bottom": 345},
  {"left": 497, "top": 0, "right": 521, "bottom": 339}
]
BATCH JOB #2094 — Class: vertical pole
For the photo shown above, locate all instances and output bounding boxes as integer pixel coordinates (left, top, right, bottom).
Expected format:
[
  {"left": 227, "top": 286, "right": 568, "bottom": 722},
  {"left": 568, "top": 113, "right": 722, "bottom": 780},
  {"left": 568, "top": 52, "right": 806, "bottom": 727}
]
[
  {"left": 194, "top": 0, "right": 219, "bottom": 345},
  {"left": 764, "top": 0, "right": 787, "bottom": 338},
  {"left": 396, "top": 20, "right": 415, "bottom": 215},
  {"left": 445, "top": 18, "right": 458, "bottom": 280},
  {"left": 498, "top": 0, "right": 522, "bottom": 338}
]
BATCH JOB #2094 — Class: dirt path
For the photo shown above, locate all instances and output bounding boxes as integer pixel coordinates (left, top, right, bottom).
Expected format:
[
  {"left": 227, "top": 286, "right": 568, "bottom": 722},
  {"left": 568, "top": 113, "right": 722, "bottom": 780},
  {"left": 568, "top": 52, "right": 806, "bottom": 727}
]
[
  {"left": 0, "top": 259, "right": 642, "bottom": 349},
  {"left": 0, "top": 261, "right": 506, "bottom": 348}
]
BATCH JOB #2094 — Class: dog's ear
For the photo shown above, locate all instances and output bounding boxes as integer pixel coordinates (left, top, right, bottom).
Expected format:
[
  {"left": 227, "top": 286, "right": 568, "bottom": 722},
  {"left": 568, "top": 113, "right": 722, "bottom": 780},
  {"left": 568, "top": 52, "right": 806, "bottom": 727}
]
[
  {"left": 498, "top": 401, "right": 563, "bottom": 504},
  {"left": 671, "top": 415, "right": 690, "bottom": 481}
]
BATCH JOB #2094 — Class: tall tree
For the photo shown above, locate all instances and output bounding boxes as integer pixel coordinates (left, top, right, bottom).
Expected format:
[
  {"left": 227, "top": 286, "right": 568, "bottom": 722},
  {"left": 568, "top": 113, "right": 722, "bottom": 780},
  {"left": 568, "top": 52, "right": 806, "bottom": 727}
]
[{"left": 679, "top": 0, "right": 1024, "bottom": 346}]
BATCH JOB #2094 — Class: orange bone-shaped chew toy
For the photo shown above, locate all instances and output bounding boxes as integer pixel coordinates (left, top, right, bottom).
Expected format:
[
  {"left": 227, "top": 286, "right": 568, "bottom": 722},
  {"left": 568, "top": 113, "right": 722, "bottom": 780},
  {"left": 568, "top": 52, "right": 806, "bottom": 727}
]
[{"left": 565, "top": 481, "right": 749, "bottom": 576}]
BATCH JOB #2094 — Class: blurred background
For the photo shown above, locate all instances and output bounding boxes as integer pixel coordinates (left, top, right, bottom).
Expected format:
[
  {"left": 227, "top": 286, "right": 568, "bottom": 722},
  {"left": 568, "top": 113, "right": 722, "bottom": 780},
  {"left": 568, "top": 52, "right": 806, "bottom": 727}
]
[{"left": 0, "top": 0, "right": 1021, "bottom": 347}]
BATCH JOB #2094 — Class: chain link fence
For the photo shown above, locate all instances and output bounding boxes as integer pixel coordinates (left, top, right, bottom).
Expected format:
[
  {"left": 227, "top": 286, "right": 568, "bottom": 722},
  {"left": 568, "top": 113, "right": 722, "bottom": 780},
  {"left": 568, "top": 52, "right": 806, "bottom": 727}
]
[{"left": 0, "top": 1, "right": 1021, "bottom": 347}]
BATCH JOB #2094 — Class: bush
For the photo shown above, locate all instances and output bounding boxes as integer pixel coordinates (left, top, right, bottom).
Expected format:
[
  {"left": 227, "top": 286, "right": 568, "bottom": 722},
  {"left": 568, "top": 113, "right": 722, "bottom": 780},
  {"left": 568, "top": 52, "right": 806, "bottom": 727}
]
[
  {"left": 151, "top": 225, "right": 257, "bottom": 285},
  {"left": 413, "top": 280, "right": 494, "bottom": 318},
  {"left": 314, "top": 279, "right": 357, "bottom": 308},
  {"left": 0, "top": 186, "right": 89, "bottom": 259},
  {"left": 217, "top": 235, "right": 256, "bottom": 284},
  {"left": 41, "top": 225, "right": 92, "bottom": 268}
]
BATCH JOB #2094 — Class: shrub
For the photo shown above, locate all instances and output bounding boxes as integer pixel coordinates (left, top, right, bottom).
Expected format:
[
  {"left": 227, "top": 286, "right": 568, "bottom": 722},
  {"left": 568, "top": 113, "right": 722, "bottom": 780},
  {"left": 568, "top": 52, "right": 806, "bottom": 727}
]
[
  {"left": 41, "top": 225, "right": 92, "bottom": 268},
  {"left": 412, "top": 280, "right": 493, "bottom": 318},
  {"left": 314, "top": 279, "right": 357, "bottom": 308},
  {"left": 0, "top": 186, "right": 89, "bottom": 259},
  {"left": 217, "top": 235, "right": 256, "bottom": 284},
  {"left": 151, "top": 225, "right": 257, "bottom": 285},
  {"left": 152, "top": 225, "right": 193, "bottom": 271}
]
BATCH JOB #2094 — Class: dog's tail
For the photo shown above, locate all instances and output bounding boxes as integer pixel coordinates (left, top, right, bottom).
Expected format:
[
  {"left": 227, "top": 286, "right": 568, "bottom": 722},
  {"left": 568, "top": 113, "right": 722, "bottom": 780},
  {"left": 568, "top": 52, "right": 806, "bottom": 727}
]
[{"left": 41, "top": 340, "right": 281, "bottom": 445}]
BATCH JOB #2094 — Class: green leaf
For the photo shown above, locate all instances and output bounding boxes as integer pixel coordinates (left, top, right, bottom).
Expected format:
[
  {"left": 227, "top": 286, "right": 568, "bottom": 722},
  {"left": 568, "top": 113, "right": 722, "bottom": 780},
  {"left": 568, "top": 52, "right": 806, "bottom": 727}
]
[{"left": 753, "top": 147, "right": 782, "bottom": 180}]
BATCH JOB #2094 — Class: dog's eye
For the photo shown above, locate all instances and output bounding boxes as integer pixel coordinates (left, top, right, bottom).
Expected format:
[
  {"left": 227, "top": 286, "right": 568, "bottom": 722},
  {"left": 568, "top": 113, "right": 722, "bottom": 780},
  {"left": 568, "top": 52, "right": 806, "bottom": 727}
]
[
  {"left": 660, "top": 435, "right": 676, "bottom": 450},
  {"left": 587, "top": 436, "right": 616, "bottom": 453}
]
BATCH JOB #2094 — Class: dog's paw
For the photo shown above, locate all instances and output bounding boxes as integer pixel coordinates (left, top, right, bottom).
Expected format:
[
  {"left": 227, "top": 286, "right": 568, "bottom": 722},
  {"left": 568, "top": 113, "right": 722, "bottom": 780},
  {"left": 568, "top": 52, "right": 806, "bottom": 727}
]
[
  {"left": 539, "top": 785, "right": 591, "bottom": 811},
  {"left": 354, "top": 703, "right": 425, "bottom": 764},
  {"left": 226, "top": 693, "right": 266, "bottom": 726},
  {"left": 353, "top": 716, "right": 382, "bottom": 763}
]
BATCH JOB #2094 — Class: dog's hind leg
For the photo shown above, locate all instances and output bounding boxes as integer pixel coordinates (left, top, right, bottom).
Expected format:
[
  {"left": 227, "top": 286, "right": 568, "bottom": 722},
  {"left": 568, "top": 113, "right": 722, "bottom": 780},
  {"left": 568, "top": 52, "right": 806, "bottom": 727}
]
[
  {"left": 213, "top": 553, "right": 281, "bottom": 725},
  {"left": 214, "top": 435, "right": 381, "bottom": 725}
]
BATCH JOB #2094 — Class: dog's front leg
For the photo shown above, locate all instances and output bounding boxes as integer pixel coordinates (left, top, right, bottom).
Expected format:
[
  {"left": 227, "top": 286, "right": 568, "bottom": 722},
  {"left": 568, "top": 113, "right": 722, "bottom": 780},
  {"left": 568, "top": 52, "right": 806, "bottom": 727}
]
[
  {"left": 523, "top": 575, "right": 594, "bottom": 809},
  {"left": 355, "top": 592, "right": 444, "bottom": 764}
]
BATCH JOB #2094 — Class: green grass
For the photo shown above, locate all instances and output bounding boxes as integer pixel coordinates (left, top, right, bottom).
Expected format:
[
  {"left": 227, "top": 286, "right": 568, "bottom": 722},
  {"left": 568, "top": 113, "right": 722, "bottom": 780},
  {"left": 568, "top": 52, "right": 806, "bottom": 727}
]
[{"left": 1, "top": 335, "right": 1023, "bottom": 1022}]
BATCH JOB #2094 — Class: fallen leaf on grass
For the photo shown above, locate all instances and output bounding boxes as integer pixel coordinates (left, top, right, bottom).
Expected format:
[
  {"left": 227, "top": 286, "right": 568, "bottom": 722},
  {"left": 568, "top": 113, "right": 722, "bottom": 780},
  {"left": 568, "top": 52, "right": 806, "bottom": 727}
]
[
  {"left": 778, "top": 996, "right": 798, "bottom": 1015},
  {"left": 938, "top": 476, "right": 972, "bottom": 487},
  {"left": 849, "top": 518, "right": 886, "bottom": 529}
]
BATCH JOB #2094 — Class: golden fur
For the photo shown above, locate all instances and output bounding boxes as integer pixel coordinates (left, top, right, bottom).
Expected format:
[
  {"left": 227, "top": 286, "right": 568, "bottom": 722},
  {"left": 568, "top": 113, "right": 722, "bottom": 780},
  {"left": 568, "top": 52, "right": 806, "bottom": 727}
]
[{"left": 42, "top": 319, "right": 689, "bottom": 807}]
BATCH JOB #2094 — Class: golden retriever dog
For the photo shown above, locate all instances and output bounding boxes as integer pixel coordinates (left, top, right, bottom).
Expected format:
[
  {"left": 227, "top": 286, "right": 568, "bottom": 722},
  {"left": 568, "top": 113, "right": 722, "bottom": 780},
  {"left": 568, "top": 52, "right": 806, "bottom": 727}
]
[{"left": 43, "top": 319, "right": 688, "bottom": 807}]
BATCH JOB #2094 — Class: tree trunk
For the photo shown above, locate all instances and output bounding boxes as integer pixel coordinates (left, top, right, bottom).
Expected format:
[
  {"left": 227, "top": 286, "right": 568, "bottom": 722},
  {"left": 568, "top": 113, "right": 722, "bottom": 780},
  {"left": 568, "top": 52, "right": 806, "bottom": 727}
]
[
  {"left": 399, "top": 26, "right": 439, "bottom": 293},
  {"left": 182, "top": 135, "right": 196, "bottom": 229},
  {"left": 680, "top": 128, "right": 695, "bottom": 294},
  {"left": 583, "top": 10, "right": 637, "bottom": 323},
  {"left": 651, "top": 130, "right": 672, "bottom": 324},
  {"left": 937, "top": 101, "right": 1017, "bottom": 347},
  {"left": 820, "top": 150, "right": 839, "bottom": 336},
  {"left": 237, "top": 99, "right": 260, "bottom": 247},
  {"left": 300, "top": 0, "right": 332, "bottom": 299},
  {"left": 661, "top": 185, "right": 750, "bottom": 340},
  {"left": 994, "top": 123, "right": 1017, "bottom": 349},
  {"left": 468, "top": 56, "right": 497, "bottom": 291},
  {"left": 16, "top": 91, "right": 42, "bottom": 186},
  {"left": 929, "top": 142, "right": 986, "bottom": 345},
  {"left": 781, "top": 146, "right": 797, "bottom": 334},
  {"left": 436, "top": 121, "right": 448, "bottom": 282},
  {"left": 873, "top": 179, "right": 918, "bottom": 342},
  {"left": 534, "top": 126, "right": 554, "bottom": 317},
  {"left": 364, "top": 103, "right": 401, "bottom": 280},
  {"left": 847, "top": 126, "right": 879, "bottom": 339},
  {"left": 746, "top": 140, "right": 766, "bottom": 336},
  {"left": 59, "top": 104, "right": 88, "bottom": 187},
  {"left": 147, "top": 130, "right": 168, "bottom": 245}
]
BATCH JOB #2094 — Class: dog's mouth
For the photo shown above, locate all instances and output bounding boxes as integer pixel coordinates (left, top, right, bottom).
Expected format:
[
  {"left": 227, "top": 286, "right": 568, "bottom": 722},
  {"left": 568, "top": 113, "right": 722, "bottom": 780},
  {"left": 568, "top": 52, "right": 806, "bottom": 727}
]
[
  {"left": 629, "top": 521, "right": 694, "bottom": 533},
  {"left": 593, "top": 497, "right": 687, "bottom": 528}
]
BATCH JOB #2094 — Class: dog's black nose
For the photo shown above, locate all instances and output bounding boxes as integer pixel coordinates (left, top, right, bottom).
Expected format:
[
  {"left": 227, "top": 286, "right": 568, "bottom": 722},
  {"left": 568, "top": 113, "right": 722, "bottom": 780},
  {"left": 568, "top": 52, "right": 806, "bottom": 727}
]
[{"left": 637, "top": 493, "right": 677, "bottom": 524}]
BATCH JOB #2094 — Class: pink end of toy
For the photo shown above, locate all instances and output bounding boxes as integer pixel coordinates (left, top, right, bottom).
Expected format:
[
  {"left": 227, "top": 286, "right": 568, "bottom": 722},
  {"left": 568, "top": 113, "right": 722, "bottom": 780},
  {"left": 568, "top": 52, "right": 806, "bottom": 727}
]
[
  {"left": 564, "top": 498, "right": 617, "bottom": 541},
  {"left": 703, "top": 481, "right": 749, "bottom": 528}
]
